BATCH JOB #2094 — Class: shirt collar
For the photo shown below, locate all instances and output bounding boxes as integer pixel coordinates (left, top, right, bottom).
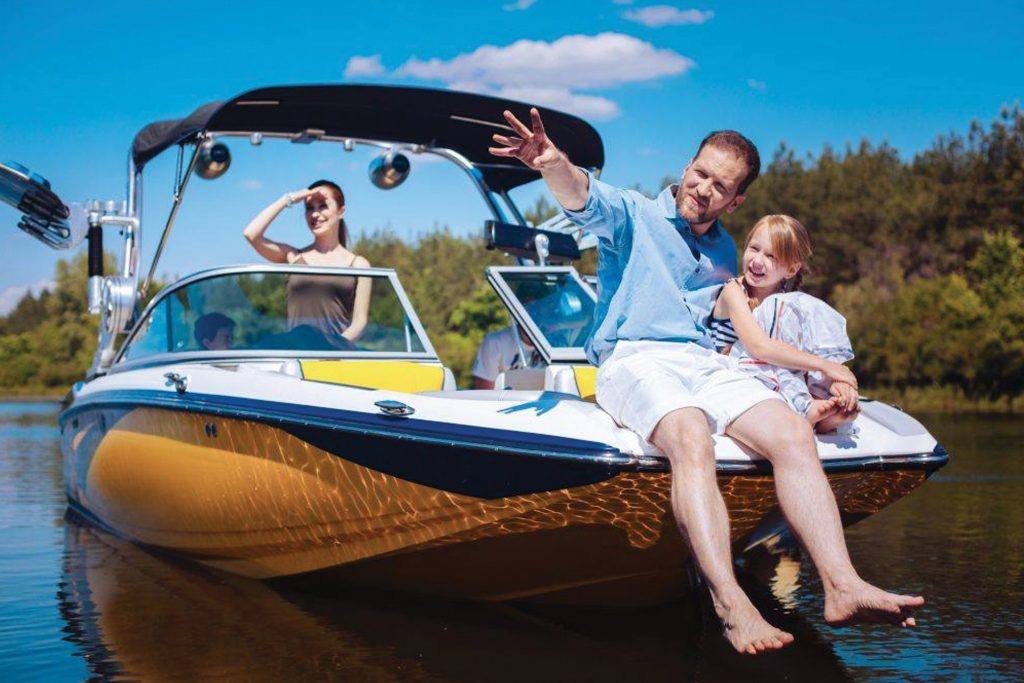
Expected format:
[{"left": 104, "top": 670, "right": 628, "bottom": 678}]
[{"left": 658, "top": 184, "right": 723, "bottom": 241}]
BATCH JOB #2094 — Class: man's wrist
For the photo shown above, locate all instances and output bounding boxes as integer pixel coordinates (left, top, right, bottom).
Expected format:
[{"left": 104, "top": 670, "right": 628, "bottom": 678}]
[{"left": 552, "top": 149, "right": 574, "bottom": 171}]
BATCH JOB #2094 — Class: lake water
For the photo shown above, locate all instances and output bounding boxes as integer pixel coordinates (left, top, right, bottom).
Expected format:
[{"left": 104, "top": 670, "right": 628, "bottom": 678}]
[{"left": 0, "top": 402, "right": 1021, "bottom": 681}]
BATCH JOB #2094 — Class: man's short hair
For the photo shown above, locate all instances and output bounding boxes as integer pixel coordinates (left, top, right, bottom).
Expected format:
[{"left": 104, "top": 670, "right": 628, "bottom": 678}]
[
  {"left": 696, "top": 130, "right": 761, "bottom": 195},
  {"left": 194, "top": 312, "right": 235, "bottom": 346}
]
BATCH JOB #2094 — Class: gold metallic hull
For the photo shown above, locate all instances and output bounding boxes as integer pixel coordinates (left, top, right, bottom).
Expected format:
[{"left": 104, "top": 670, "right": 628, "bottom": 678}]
[{"left": 62, "top": 405, "right": 932, "bottom": 605}]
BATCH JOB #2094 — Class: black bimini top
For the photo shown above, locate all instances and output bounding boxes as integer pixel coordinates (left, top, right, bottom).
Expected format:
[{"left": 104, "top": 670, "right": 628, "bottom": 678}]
[{"left": 131, "top": 85, "right": 604, "bottom": 192}]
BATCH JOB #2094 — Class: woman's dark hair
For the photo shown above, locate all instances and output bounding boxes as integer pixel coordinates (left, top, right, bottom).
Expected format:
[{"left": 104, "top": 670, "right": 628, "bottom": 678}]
[{"left": 307, "top": 179, "right": 348, "bottom": 246}]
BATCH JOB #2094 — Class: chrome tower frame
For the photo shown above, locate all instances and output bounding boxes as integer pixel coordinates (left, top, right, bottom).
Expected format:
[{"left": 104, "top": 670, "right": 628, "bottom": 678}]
[{"left": 88, "top": 129, "right": 579, "bottom": 378}]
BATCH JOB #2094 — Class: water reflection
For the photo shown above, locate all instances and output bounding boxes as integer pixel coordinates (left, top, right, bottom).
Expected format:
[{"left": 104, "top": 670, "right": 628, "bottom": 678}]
[
  {"left": 58, "top": 516, "right": 851, "bottom": 681},
  {"left": 2, "top": 403, "right": 1021, "bottom": 680}
]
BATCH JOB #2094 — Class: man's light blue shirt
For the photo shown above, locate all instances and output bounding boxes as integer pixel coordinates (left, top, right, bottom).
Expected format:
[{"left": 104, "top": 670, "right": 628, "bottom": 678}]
[{"left": 564, "top": 171, "right": 738, "bottom": 365}]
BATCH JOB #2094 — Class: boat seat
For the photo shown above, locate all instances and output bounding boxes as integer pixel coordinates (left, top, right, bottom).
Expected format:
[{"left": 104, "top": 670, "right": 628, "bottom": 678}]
[
  {"left": 493, "top": 368, "right": 546, "bottom": 390},
  {"left": 545, "top": 365, "right": 597, "bottom": 402},
  {"left": 299, "top": 360, "right": 456, "bottom": 392},
  {"left": 496, "top": 365, "right": 599, "bottom": 400}
]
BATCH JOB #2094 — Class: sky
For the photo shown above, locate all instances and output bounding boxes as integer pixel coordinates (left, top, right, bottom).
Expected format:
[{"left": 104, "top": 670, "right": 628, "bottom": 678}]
[{"left": 1, "top": 0, "right": 1022, "bottom": 311}]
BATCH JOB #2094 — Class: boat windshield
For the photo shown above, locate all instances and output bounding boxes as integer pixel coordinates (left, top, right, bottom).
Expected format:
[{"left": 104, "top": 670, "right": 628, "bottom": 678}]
[
  {"left": 119, "top": 268, "right": 431, "bottom": 363},
  {"left": 486, "top": 266, "right": 596, "bottom": 364}
]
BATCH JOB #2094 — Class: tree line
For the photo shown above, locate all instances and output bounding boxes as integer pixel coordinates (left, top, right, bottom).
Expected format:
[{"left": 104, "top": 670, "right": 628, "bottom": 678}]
[{"left": 1, "top": 106, "right": 1021, "bottom": 406}]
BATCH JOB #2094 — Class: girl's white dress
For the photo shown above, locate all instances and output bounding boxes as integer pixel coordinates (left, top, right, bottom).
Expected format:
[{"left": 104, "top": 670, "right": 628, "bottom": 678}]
[{"left": 728, "top": 292, "right": 854, "bottom": 416}]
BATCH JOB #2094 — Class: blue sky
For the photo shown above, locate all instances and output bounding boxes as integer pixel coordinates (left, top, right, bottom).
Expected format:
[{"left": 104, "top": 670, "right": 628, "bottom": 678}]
[{"left": 1, "top": 0, "right": 1022, "bottom": 310}]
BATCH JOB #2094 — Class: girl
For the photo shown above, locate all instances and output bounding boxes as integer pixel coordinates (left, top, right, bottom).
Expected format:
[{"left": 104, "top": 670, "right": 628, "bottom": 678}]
[
  {"left": 243, "top": 179, "right": 372, "bottom": 344},
  {"left": 712, "top": 214, "right": 858, "bottom": 433}
]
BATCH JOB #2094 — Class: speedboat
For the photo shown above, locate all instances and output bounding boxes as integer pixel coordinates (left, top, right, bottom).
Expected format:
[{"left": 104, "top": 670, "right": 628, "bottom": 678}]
[{"left": 2, "top": 85, "right": 948, "bottom": 605}]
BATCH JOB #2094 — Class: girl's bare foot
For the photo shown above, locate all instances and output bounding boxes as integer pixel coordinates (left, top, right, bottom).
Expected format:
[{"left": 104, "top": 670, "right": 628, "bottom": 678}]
[
  {"left": 816, "top": 409, "right": 859, "bottom": 434},
  {"left": 806, "top": 397, "right": 841, "bottom": 426},
  {"left": 717, "top": 599, "right": 795, "bottom": 655},
  {"left": 824, "top": 577, "right": 924, "bottom": 627}
]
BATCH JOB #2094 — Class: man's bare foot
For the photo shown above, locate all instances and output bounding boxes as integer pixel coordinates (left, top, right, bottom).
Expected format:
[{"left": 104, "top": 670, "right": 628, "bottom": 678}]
[
  {"left": 824, "top": 577, "right": 924, "bottom": 627},
  {"left": 718, "top": 600, "right": 794, "bottom": 655}
]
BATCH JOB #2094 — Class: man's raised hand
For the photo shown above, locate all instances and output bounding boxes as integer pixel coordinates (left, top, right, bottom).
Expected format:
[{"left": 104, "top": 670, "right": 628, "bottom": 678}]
[{"left": 489, "top": 108, "right": 563, "bottom": 170}]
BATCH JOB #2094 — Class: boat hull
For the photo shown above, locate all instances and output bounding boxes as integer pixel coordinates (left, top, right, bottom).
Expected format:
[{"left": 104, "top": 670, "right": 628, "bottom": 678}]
[{"left": 60, "top": 399, "right": 942, "bottom": 605}]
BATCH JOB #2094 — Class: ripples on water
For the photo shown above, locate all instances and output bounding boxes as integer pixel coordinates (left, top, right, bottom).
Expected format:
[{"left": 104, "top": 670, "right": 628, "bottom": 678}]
[{"left": 0, "top": 402, "right": 1021, "bottom": 680}]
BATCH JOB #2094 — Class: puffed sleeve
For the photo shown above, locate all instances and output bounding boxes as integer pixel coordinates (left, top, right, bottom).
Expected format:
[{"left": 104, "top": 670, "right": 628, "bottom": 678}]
[
  {"left": 759, "top": 292, "right": 854, "bottom": 363},
  {"left": 763, "top": 292, "right": 854, "bottom": 399}
]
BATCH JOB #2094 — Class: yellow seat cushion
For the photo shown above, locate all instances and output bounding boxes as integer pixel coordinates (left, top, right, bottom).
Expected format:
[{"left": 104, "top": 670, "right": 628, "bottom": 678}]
[
  {"left": 300, "top": 360, "right": 445, "bottom": 393},
  {"left": 571, "top": 365, "right": 597, "bottom": 402}
]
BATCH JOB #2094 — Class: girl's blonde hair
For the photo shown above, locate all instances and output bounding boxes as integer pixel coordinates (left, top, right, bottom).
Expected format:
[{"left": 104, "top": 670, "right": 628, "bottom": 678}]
[{"left": 744, "top": 214, "right": 812, "bottom": 291}]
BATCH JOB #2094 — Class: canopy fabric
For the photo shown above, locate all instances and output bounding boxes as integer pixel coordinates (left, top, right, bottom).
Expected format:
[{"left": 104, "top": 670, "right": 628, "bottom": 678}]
[{"left": 130, "top": 85, "right": 604, "bottom": 191}]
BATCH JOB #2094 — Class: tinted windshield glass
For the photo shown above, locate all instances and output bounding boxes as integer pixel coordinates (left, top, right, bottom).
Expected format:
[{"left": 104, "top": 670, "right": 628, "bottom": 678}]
[
  {"left": 501, "top": 271, "right": 596, "bottom": 349},
  {"left": 122, "top": 271, "right": 426, "bottom": 361}
]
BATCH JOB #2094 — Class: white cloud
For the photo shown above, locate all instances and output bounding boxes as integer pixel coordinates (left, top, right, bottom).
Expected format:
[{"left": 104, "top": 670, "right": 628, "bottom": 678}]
[
  {"left": 0, "top": 279, "right": 54, "bottom": 315},
  {"left": 344, "top": 54, "right": 386, "bottom": 78},
  {"left": 480, "top": 85, "right": 621, "bottom": 120},
  {"left": 747, "top": 78, "right": 767, "bottom": 91},
  {"left": 237, "top": 179, "right": 263, "bottom": 191},
  {"left": 446, "top": 80, "right": 618, "bottom": 118},
  {"left": 385, "top": 33, "right": 693, "bottom": 120},
  {"left": 623, "top": 6, "right": 714, "bottom": 27},
  {"left": 503, "top": 0, "right": 537, "bottom": 9},
  {"left": 398, "top": 33, "right": 693, "bottom": 91}
]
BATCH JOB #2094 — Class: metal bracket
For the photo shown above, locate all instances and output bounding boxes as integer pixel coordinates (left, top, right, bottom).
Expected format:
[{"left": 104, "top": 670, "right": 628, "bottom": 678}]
[{"left": 533, "top": 233, "right": 550, "bottom": 266}]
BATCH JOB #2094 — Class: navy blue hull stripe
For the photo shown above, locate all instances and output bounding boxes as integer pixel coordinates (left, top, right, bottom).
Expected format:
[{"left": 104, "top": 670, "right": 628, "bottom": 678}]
[{"left": 61, "top": 390, "right": 628, "bottom": 498}]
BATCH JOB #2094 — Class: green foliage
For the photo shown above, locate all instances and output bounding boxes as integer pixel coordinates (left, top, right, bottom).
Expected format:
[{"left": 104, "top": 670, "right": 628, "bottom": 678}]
[
  {"left": 731, "top": 105, "right": 1024, "bottom": 299},
  {"left": 0, "top": 290, "right": 51, "bottom": 335},
  {"left": 523, "top": 195, "right": 559, "bottom": 226},
  {"left": 967, "top": 229, "right": 1024, "bottom": 308},
  {"left": 0, "top": 251, "right": 101, "bottom": 391},
  {"left": 836, "top": 229, "right": 1024, "bottom": 403},
  {"left": 444, "top": 285, "right": 510, "bottom": 385}
]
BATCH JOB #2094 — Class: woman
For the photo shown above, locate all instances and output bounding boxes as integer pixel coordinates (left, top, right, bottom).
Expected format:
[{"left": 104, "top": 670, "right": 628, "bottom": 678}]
[
  {"left": 243, "top": 180, "right": 371, "bottom": 345},
  {"left": 712, "top": 214, "right": 858, "bottom": 433}
]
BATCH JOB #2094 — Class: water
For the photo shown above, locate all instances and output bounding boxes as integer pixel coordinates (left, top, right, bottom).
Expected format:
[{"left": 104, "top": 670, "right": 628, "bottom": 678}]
[{"left": 0, "top": 402, "right": 1021, "bottom": 681}]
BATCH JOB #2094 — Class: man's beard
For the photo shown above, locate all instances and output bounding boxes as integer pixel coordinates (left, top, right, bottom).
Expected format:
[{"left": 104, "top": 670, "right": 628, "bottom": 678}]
[{"left": 676, "top": 193, "right": 715, "bottom": 226}]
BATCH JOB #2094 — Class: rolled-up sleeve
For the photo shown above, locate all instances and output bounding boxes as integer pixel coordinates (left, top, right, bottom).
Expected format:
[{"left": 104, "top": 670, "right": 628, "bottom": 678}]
[{"left": 562, "top": 170, "right": 634, "bottom": 247}]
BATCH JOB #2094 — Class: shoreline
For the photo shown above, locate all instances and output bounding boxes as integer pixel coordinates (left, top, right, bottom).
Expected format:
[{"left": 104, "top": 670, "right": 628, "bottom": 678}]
[{"left": 0, "top": 395, "right": 63, "bottom": 403}]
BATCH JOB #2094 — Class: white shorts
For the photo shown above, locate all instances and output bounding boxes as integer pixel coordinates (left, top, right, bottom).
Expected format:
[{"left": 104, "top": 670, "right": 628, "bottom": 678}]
[{"left": 595, "top": 340, "right": 784, "bottom": 440}]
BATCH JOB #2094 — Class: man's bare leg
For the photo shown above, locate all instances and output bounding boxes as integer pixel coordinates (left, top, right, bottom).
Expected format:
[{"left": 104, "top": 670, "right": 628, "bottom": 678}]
[
  {"left": 726, "top": 400, "right": 925, "bottom": 627},
  {"left": 651, "top": 408, "right": 794, "bottom": 654}
]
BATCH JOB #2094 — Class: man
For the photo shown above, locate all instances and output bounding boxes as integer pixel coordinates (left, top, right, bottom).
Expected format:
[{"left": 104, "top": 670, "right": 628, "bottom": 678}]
[
  {"left": 472, "top": 325, "right": 544, "bottom": 389},
  {"left": 490, "top": 109, "right": 923, "bottom": 655}
]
